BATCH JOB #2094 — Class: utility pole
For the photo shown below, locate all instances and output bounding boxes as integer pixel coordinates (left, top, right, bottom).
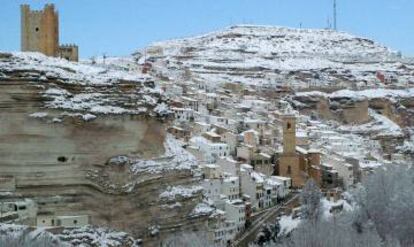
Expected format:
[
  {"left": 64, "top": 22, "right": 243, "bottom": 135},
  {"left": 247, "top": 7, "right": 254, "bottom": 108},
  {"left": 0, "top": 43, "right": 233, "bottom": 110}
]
[{"left": 333, "top": 0, "right": 337, "bottom": 30}]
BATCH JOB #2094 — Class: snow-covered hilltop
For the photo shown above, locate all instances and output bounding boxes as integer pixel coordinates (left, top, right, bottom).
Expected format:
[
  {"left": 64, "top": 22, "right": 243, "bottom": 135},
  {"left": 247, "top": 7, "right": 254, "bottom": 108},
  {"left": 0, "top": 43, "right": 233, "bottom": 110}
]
[
  {"left": 139, "top": 25, "right": 414, "bottom": 89},
  {"left": 151, "top": 25, "right": 395, "bottom": 61}
]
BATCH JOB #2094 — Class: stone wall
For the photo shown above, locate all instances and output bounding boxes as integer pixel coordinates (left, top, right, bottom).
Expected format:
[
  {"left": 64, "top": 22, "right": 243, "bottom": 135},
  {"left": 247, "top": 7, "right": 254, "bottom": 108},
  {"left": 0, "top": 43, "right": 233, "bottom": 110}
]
[{"left": 59, "top": 45, "right": 79, "bottom": 62}]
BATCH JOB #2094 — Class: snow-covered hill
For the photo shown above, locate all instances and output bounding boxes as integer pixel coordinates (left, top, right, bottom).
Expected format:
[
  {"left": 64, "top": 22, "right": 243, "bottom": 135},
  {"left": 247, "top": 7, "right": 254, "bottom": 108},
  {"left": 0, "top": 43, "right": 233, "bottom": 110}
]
[{"left": 139, "top": 25, "right": 414, "bottom": 89}]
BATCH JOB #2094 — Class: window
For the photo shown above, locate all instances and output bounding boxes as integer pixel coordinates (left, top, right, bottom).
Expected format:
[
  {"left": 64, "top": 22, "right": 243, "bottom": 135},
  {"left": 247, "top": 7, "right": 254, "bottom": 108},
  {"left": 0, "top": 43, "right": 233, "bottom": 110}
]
[
  {"left": 287, "top": 166, "right": 292, "bottom": 175},
  {"left": 73, "top": 220, "right": 78, "bottom": 224},
  {"left": 35, "top": 27, "right": 39, "bottom": 32},
  {"left": 287, "top": 122, "right": 291, "bottom": 130}
]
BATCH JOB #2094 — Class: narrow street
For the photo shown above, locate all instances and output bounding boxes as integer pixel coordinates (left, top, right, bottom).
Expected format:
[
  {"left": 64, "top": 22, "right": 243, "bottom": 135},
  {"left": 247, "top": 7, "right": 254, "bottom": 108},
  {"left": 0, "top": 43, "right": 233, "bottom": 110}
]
[{"left": 232, "top": 194, "right": 300, "bottom": 247}]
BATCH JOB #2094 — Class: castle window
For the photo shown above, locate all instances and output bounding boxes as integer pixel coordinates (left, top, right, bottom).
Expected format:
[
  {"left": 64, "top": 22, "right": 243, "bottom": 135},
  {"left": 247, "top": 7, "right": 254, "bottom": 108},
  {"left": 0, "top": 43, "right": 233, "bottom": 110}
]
[
  {"left": 287, "top": 122, "right": 291, "bottom": 130},
  {"left": 35, "top": 27, "right": 39, "bottom": 32},
  {"left": 287, "top": 165, "right": 291, "bottom": 175}
]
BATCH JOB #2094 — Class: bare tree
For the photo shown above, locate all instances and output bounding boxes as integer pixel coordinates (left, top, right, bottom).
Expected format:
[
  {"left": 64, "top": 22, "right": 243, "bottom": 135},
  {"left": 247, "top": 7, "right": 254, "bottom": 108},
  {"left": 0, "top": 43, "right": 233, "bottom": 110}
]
[
  {"left": 161, "top": 231, "right": 215, "bottom": 247},
  {"left": 274, "top": 218, "right": 382, "bottom": 247},
  {"left": 266, "top": 165, "right": 414, "bottom": 247},
  {"left": 300, "top": 179, "right": 322, "bottom": 223},
  {"left": 0, "top": 227, "right": 64, "bottom": 247},
  {"left": 353, "top": 165, "right": 414, "bottom": 246}
]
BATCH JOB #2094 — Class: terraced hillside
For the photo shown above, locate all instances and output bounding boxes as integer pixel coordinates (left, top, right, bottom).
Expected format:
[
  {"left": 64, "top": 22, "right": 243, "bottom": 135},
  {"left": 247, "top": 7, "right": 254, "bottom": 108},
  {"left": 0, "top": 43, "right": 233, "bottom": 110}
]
[{"left": 140, "top": 25, "right": 414, "bottom": 89}]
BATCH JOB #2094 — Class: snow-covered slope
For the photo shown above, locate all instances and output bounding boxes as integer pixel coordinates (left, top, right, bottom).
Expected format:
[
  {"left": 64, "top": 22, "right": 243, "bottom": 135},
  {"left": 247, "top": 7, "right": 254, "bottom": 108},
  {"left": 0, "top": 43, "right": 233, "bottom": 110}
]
[
  {"left": 0, "top": 223, "right": 141, "bottom": 247},
  {"left": 0, "top": 52, "right": 149, "bottom": 86},
  {"left": 139, "top": 25, "right": 414, "bottom": 88},
  {"left": 0, "top": 52, "right": 169, "bottom": 117}
]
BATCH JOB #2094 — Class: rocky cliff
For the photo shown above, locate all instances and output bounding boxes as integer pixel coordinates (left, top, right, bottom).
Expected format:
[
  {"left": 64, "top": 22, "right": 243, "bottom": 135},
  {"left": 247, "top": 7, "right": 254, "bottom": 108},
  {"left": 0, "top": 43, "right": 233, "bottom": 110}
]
[{"left": 0, "top": 52, "right": 208, "bottom": 244}]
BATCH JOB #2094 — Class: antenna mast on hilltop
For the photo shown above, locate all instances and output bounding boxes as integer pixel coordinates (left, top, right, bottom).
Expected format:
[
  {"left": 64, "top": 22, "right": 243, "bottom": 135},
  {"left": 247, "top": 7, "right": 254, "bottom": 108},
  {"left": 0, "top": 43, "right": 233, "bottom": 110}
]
[{"left": 333, "top": 0, "right": 337, "bottom": 30}]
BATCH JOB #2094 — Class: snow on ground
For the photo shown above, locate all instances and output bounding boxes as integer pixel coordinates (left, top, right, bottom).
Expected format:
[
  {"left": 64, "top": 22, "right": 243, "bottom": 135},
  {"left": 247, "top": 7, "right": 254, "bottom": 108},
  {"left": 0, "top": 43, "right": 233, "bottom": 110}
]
[
  {"left": 153, "top": 102, "right": 172, "bottom": 117},
  {"left": 278, "top": 198, "right": 353, "bottom": 236},
  {"left": 358, "top": 160, "right": 384, "bottom": 169},
  {"left": 307, "top": 119, "right": 385, "bottom": 162},
  {"left": 0, "top": 52, "right": 150, "bottom": 86},
  {"left": 321, "top": 198, "right": 353, "bottom": 219},
  {"left": 44, "top": 89, "right": 156, "bottom": 115},
  {"left": 339, "top": 109, "right": 403, "bottom": 137},
  {"left": 83, "top": 56, "right": 139, "bottom": 73},
  {"left": 149, "top": 25, "right": 394, "bottom": 60},
  {"left": 58, "top": 226, "right": 141, "bottom": 247},
  {"left": 297, "top": 88, "right": 414, "bottom": 101},
  {"left": 190, "top": 202, "right": 215, "bottom": 217},
  {"left": 159, "top": 185, "right": 203, "bottom": 201},
  {"left": 161, "top": 202, "right": 182, "bottom": 209},
  {"left": 139, "top": 25, "right": 412, "bottom": 88},
  {"left": 398, "top": 131, "right": 414, "bottom": 154},
  {"left": 278, "top": 215, "right": 301, "bottom": 236},
  {"left": 0, "top": 52, "right": 169, "bottom": 117},
  {"left": 0, "top": 223, "right": 142, "bottom": 247},
  {"left": 29, "top": 112, "right": 48, "bottom": 118},
  {"left": 130, "top": 134, "right": 200, "bottom": 174}
]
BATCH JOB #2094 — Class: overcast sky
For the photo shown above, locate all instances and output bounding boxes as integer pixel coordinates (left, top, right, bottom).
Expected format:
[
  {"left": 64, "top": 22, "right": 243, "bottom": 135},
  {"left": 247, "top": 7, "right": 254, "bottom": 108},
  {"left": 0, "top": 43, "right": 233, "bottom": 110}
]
[{"left": 1, "top": 0, "right": 413, "bottom": 58}]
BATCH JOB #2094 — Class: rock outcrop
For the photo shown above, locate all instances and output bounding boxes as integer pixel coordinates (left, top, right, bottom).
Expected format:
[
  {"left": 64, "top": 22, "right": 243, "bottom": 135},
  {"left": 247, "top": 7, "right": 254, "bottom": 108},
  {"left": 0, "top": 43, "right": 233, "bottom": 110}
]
[{"left": 0, "top": 52, "right": 208, "bottom": 244}]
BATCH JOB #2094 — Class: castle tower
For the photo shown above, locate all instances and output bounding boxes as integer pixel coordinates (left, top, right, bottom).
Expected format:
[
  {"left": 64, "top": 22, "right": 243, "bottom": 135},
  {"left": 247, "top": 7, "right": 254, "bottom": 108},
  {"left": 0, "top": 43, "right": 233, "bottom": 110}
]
[{"left": 21, "top": 4, "right": 59, "bottom": 57}]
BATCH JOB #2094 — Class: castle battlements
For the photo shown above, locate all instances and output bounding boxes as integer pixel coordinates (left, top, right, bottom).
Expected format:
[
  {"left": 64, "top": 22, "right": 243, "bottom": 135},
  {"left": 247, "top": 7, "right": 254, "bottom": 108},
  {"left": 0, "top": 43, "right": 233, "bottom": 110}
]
[
  {"left": 60, "top": 44, "right": 78, "bottom": 48},
  {"left": 21, "top": 4, "right": 78, "bottom": 61}
]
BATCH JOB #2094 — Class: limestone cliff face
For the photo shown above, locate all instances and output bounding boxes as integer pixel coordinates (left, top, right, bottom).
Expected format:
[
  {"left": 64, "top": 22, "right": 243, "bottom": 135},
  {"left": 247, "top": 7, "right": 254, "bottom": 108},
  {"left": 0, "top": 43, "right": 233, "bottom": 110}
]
[
  {"left": 293, "top": 89, "right": 414, "bottom": 129},
  {"left": 369, "top": 97, "right": 414, "bottom": 128},
  {"left": 0, "top": 52, "right": 207, "bottom": 243},
  {"left": 292, "top": 93, "right": 370, "bottom": 124}
]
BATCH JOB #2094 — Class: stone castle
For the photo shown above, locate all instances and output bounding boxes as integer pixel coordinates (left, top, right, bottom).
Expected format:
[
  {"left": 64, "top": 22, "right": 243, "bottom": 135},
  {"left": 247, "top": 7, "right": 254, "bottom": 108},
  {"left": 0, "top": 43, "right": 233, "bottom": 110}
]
[{"left": 21, "top": 4, "right": 78, "bottom": 61}]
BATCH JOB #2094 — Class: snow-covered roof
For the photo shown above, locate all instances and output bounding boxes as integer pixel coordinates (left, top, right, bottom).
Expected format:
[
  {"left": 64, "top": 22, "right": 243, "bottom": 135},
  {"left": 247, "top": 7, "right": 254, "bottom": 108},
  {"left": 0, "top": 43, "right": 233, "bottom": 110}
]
[{"left": 224, "top": 176, "right": 238, "bottom": 183}]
